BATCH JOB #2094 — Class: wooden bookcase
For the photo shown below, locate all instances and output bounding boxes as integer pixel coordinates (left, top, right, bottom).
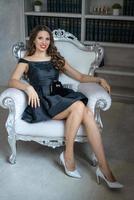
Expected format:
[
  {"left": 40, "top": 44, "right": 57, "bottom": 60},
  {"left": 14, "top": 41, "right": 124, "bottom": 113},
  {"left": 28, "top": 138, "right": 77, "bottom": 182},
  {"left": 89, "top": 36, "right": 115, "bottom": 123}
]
[{"left": 23, "top": 0, "right": 134, "bottom": 48}]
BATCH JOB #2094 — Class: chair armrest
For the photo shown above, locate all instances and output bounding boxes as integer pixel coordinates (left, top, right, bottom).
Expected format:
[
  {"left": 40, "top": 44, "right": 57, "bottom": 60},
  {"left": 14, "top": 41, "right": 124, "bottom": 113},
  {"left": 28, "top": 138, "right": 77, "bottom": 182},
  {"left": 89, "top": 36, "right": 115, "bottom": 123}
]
[
  {"left": 0, "top": 88, "right": 27, "bottom": 120},
  {"left": 78, "top": 83, "right": 111, "bottom": 114}
]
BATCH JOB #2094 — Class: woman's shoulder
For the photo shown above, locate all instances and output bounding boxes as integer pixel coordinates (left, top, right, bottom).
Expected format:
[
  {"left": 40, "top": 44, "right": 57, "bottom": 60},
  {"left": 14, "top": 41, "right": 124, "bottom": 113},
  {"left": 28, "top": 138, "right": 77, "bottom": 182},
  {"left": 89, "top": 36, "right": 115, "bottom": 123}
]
[
  {"left": 18, "top": 57, "right": 30, "bottom": 64},
  {"left": 19, "top": 56, "right": 52, "bottom": 62}
]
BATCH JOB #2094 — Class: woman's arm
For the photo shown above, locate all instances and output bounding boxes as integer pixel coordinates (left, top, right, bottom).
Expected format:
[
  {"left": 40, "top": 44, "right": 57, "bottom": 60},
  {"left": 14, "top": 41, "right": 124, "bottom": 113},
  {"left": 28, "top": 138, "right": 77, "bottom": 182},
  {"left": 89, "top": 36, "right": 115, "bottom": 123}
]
[
  {"left": 64, "top": 61, "right": 111, "bottom": 93},
  {"left": 8, "top": 62, "right": 29, "bottom": 91},
  {"left": 8, "top": 63, "right": 40, "bottom": 108}
]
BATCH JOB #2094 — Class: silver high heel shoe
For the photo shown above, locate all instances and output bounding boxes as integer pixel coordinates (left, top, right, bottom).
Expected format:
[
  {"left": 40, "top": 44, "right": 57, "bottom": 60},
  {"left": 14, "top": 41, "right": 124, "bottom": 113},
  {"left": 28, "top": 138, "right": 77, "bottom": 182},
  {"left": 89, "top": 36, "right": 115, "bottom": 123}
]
[
  {"left": 59, "top": 152, "right": 81, "bottom": 178},
  {"left": 96, "top": 167, "right": 123, "bottom": 189}
]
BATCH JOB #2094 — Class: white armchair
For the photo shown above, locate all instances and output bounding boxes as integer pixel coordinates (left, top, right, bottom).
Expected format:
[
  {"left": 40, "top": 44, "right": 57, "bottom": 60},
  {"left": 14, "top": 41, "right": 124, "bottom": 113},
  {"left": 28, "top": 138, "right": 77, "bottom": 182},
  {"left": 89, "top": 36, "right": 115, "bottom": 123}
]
[{"left": 0, "top": 30, "right": 111, "bottom": 165}]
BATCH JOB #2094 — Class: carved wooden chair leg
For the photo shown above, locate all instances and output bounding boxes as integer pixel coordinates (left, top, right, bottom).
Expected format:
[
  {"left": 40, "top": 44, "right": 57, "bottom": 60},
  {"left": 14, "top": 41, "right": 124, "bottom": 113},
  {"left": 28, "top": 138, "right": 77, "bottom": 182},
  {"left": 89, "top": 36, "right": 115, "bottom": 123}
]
[
  {"left": 4, "top": 98, "right": 17, "bottom": 164},
  {"left": 8, "top": 135, "right": 16, "bottom": 164}
]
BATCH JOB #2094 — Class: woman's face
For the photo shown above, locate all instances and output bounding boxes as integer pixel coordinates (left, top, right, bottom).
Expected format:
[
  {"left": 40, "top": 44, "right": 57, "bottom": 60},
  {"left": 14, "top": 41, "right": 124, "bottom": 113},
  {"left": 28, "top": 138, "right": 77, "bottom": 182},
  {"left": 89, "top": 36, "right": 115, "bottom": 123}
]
[{"left": 34, "top": 30, "right": 51, "bottom": 52}]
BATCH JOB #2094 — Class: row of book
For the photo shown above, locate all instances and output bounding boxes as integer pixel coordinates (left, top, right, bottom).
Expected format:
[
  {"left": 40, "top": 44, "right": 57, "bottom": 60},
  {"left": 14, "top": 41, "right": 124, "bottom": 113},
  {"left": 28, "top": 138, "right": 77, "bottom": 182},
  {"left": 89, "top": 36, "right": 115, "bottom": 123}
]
[
  {"left": 86, "top": 19, "right": 134, "bottom": 44},
  {"left": 27, "top": 16, "right": 134, "bottom": 44},
  {"left": 47, "top": 0, "right": 82, "bottom": 13},
  {"left": 27, "top": 16, "right": 81, "bottom": 40},
  {"left": 123, "top": 0, "right": 134, "bottom": 16}
]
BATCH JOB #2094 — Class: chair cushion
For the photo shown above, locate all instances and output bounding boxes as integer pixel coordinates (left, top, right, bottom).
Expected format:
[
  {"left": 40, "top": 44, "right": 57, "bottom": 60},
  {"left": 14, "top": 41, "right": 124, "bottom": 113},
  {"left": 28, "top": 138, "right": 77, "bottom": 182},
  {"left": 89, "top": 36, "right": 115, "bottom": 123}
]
[{"left": 15, "top": 119, "right": 86, "bottom": 137}]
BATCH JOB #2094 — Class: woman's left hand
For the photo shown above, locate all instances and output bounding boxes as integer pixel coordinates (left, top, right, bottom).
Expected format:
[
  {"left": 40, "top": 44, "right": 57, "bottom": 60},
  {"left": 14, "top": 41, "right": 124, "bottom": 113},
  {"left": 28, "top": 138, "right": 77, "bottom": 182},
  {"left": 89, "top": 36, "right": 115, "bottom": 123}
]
[{"left": 99, "top": 78, "right": 111, "bottom": 93}]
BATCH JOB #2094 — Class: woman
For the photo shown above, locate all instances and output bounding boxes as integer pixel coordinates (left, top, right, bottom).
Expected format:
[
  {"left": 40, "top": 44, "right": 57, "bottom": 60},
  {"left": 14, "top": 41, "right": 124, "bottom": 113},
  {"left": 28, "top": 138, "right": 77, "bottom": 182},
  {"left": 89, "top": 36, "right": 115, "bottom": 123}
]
[{"left": 9, "top": 25, "right": 123, "bottom": 189}]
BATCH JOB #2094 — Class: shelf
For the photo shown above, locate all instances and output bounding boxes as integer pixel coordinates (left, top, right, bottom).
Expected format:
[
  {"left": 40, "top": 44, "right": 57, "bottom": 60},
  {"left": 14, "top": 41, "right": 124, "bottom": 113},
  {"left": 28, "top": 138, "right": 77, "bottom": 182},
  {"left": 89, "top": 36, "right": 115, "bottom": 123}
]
[
  {"left": 25, "top": 13, "right": 134, "bottom": 21},
  {"left": 85, "top": 15, "right": 134, "bottom": 21},
  {"left": 25, "top": 38, "right": 134, "bottom": 49},
  {"left": 95, "top": 66, "right": 134, "bottom": 76},
  {"left": 112, "top": 87, "right": 134, "bottom": 98},
  {"left": 111, "top": 86, "right": 134, "bottom": 104},
  {"left": 25, "top": 12, "right": 82, "bottom": 18},
  {"left": 24, "top": 0, "right": 134, "bottom": 48},
  {"left": 84, "top": 41, "right": 134, "bottom": 48}
]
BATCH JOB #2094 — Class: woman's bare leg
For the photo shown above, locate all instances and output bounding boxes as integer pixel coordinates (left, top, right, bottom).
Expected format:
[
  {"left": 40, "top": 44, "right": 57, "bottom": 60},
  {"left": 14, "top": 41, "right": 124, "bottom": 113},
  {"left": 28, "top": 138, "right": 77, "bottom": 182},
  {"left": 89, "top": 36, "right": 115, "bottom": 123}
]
[
  {"left": 82, "top": 107, "right": 116, "bottom": 181},
  {"left": 53, "top": 101, "right": 85, "bottom": 171},
  {"left": 53, "top": 101, "right": 115, "bottom": 180}
]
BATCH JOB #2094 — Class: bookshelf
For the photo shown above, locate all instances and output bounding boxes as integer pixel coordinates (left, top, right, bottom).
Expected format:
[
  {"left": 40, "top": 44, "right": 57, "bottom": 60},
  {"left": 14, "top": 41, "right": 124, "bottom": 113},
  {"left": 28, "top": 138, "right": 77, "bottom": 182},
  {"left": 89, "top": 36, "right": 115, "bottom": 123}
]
[{"left": 23, "top": 0, "right": 134, "bottom": 48}]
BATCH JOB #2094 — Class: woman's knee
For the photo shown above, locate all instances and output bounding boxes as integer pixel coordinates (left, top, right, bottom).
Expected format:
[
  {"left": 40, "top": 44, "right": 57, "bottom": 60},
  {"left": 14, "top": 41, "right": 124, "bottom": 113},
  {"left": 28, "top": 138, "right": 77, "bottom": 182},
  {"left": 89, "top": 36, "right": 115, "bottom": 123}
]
[
  {"left": 71, "top": 101, "right": 85, "bottom": 115},
  {"left": 83, "top": 107, "right": 94, "bottom": 120}
]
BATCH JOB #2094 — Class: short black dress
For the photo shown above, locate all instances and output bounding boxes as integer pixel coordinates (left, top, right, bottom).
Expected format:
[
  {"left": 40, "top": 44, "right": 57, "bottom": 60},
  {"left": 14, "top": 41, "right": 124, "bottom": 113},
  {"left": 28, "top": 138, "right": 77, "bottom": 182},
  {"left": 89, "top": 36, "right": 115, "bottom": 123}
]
[{"left": 19, "top": 58, "right": 88, "bottom": 123}]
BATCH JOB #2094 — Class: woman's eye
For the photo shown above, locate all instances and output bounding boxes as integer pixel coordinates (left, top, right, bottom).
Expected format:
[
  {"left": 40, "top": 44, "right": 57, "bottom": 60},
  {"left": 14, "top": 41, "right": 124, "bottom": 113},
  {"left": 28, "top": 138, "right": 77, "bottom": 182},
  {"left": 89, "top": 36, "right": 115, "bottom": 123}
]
[{"left": 37, "top": 37, "right": 50, "bottom": 41}]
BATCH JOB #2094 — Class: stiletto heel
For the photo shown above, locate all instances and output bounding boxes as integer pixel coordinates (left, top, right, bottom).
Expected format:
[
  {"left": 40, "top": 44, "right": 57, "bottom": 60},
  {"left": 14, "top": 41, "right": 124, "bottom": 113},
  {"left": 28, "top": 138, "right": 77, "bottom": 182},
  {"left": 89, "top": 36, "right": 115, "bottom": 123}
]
[
  {"left": 59, "top": 152, "right": 81, "bottom": 178},
  {"left": 96, "top": 167, "right": 123, "bottom": 189},
  {"left": 96, "top": 174, "right": 100, "bottom": 184}
]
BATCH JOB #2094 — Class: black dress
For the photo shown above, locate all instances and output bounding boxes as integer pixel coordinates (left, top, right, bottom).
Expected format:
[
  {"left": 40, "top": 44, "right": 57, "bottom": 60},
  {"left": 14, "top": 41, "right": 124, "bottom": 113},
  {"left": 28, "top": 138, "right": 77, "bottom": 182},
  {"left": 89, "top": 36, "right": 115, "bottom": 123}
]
[{"left": 19, "top": 58, "right": 88, "bottom": 123}]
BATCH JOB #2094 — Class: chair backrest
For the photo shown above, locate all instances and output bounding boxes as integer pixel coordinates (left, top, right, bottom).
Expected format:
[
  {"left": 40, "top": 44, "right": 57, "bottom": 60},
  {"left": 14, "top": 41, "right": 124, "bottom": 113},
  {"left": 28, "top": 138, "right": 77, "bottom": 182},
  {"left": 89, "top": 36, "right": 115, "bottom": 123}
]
[
  {"left": 53, "top": 30, "right": 103, "bottom": 86},
  {"left": 55, "top": 40, "right": 95, "bottom": 85},
  {"left": 12, "top": 29, "right": 104, "bottom": 87}
]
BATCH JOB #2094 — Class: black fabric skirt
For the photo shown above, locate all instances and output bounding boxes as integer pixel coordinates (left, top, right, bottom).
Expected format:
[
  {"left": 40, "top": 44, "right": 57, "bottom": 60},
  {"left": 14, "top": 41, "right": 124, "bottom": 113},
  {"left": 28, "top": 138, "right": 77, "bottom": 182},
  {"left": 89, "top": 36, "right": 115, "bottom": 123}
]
[{"left": 22, "top": 86, "right": 88, "bottom": 123}]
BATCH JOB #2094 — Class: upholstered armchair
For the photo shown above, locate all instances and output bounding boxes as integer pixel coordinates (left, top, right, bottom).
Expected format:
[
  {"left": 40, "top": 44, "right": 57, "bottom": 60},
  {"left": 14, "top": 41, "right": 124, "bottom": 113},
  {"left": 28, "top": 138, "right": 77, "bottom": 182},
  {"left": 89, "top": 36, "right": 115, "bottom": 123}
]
[{"left": 0, "top": 30, "right": 111, "bottom": 165}]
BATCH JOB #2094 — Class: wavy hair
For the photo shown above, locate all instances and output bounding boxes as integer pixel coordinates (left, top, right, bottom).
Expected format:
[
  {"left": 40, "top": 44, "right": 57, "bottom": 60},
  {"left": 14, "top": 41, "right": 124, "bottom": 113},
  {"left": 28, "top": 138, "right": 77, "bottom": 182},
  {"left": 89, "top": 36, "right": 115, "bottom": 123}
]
[{"left": 26, "top": 25, "right": 65, "bottom": 72}]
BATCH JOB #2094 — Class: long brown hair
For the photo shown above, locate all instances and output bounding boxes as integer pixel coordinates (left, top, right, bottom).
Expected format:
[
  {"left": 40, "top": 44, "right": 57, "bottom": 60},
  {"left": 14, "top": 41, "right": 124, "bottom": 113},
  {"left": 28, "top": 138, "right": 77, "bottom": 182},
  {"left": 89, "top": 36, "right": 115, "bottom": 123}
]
[{"left": 26, "top": 25, "right": 65, "bottom": 71}]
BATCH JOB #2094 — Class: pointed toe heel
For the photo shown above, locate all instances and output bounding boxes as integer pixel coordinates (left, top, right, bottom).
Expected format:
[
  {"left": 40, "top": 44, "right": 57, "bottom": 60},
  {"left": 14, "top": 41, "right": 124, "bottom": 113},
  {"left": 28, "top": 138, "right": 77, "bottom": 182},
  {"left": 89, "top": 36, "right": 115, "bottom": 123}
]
[
  {"left": 59, "top": 152, "right": 81, "bottom": 179},
  {"left": 96, "top": 174, "right": 101, "bottom": 184},
  {"left": 96, "top": 167, "right": 123, "bottom": 189}
]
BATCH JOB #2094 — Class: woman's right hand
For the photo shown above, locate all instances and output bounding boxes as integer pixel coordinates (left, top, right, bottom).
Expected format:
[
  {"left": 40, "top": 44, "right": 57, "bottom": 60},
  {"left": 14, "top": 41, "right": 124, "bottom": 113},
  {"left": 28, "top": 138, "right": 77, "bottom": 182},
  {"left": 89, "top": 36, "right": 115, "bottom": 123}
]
[
  {"left": 25, "top": 85, "right": 40, "bottom": 108},
  {"left": 99, "top": 78, "right": 111, "bottom": 94}
]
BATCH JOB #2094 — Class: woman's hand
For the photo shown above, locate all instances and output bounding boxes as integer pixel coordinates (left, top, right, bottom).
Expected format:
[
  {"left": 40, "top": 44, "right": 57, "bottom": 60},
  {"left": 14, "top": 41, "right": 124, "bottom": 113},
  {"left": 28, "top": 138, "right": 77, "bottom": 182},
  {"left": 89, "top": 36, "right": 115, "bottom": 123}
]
[
  {"left": 25, "top": 85, "right": 40, "bottom": 108},
  {"left": 99, "top": 78, "right": 111, "bottom": 93}
]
